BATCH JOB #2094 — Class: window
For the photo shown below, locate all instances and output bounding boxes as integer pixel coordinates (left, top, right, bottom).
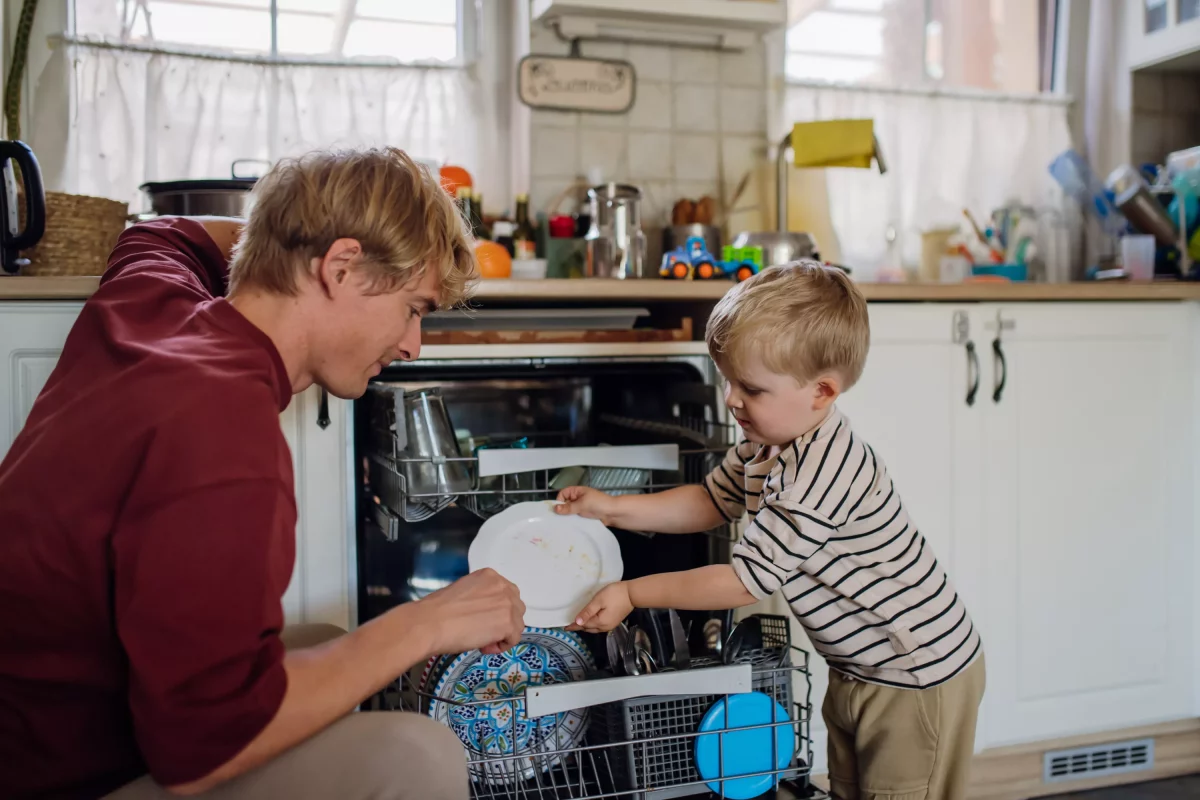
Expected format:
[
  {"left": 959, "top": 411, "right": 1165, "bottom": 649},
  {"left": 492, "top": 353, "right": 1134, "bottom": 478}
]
[
  {"left": 786, "top": 0, "right": 1058, "bottom": 93},
  {"left": 51, "top": 0, "right": 504, "bottom": 212},
  {"left": 71, "top": 0, "right": 463, "bottom": 64}
]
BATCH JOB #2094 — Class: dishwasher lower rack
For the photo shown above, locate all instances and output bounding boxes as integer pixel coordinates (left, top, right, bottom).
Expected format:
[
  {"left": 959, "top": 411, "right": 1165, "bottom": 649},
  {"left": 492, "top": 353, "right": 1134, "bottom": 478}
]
[{"left": 371, "top": 646, "right": 825, "bottom": 800}]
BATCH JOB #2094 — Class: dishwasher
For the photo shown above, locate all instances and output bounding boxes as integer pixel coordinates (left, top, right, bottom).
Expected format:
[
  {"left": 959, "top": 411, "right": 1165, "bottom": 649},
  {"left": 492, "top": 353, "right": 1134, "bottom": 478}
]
[{"left": 354, "top": 353, "right": 823, "bottom": 799}]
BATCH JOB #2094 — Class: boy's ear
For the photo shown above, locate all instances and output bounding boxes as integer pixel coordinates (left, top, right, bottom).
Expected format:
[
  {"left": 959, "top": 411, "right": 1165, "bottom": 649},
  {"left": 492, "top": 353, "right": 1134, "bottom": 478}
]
[{"left": 812, "top": 374, "right": 842, "bottom": 409}]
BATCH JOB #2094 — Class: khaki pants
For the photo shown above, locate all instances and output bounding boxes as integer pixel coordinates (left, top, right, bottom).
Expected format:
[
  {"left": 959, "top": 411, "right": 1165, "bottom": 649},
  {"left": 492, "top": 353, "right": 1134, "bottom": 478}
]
[
  {"left": 823, "top": 656, "right": 986, "bottom": 800},
  {"left": 106, "top": 624, "right": 468, "bottom": 800}
]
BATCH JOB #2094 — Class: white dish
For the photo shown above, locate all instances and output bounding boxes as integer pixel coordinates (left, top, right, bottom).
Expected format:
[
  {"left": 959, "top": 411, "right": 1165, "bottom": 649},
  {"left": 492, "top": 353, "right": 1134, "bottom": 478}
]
[{"left": 469, "top": 501, "right": 623, "bottom": 628}]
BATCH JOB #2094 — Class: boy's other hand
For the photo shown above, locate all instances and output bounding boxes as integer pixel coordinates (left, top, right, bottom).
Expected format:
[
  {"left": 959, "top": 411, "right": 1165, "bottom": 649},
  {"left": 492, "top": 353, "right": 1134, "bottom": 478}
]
[
  {"left": 566, "top": 582, "right": 633, "bottom": 633},
  {"left": 555, "top": 485, "right": 616, "bottom": 523}
]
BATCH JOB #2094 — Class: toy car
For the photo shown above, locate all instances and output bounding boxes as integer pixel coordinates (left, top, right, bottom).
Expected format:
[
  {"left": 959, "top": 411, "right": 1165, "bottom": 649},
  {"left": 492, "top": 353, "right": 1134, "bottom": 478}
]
[
  {"left": 721, "top": 245, "right": 763, "bottom": 282},
  {"left": 660, "top": 236, "right": 726, "bottom": 280},
  {"left": 659, "top": 239, "right": 765, "bottom": 282}
]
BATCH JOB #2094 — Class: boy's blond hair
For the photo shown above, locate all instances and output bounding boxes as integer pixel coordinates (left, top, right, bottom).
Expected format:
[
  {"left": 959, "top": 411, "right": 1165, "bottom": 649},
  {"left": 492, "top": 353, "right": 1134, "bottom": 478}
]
[
  {"left": 706, "top": 261, "right": 870, "bottom": 389},
  {"left": 228, "top": 147, "right": 476, "bottom": 306}
]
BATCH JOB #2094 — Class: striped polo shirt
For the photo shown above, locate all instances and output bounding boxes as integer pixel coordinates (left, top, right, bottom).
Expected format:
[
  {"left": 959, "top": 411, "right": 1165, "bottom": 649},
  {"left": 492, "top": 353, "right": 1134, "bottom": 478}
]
[{"left": 705, "top": 407, "right": 982, "bottom": 689}]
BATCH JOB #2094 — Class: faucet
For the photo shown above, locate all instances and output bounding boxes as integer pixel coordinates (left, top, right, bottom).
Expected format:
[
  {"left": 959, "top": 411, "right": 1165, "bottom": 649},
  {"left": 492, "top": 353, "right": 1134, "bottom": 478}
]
[{"left": 775, "top": 129, "right": 888, "bottom": 233}]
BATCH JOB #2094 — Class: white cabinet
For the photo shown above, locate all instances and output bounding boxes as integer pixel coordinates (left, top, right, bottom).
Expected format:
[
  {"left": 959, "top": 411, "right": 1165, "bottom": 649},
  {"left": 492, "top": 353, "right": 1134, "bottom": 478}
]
[
  {"left": 837, "top": 306, "right": 986, "bottom": 612},
  {"left": 978, "top": 303, "right": 1196, "bottom": 747},
  {"left": 0, "top": 301, "right": 355, "bottom": 631},
  {"left": 1126, "top": 0, "right": 1200, "bottom": 70},
  {"left": 277, "top": 387, "right": 356, "bottom": 630},
  {"left": 0, "top": 302, "right": 84, "bottom": 457},
  {"left": 762, "top": 302, "right": 1195, "bottom": 764},
  {"left": 765, "top": 304, "right": 988, "bottom": 772}
]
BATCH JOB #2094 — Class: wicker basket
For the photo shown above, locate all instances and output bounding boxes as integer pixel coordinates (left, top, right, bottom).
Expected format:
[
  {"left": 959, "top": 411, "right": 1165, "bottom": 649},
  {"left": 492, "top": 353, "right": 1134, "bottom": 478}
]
[{"left": 21, "top": 191, "right": 129, "bottom": 276}]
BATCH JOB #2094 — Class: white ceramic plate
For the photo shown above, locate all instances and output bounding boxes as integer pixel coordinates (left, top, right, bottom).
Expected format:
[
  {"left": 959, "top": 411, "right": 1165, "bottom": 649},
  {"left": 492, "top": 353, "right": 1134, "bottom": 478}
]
[{"left": 469, "top": 501, "right": 623, "bottom": 628}]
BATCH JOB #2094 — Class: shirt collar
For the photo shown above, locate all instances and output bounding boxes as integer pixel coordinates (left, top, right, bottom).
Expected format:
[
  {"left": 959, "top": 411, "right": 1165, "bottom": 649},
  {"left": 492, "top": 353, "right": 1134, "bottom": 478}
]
[{"left": 775, "top": 405, "right": 843, "bottom": 464}]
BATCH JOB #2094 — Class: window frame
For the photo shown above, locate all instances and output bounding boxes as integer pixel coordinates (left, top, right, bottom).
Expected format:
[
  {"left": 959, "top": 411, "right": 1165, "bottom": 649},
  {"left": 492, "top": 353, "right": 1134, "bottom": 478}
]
[
  {"left": 65, "top": 0, "right": 476, "bottom": 68},
  {"left": 783, "top": 0, "right": 1068, "bottom": 99}
]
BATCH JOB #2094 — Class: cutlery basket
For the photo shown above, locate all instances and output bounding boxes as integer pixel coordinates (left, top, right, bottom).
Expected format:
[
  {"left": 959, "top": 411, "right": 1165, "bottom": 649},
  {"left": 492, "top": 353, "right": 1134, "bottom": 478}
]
[{"left": 593, "top": 615, "right": 811, "bottom": 800}]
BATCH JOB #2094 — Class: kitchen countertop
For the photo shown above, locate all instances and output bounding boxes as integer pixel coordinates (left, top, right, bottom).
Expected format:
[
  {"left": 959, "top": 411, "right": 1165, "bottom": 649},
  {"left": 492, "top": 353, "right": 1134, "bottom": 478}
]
[{"left": 4, "top": 276, "right": 1200, "bottom": 302}]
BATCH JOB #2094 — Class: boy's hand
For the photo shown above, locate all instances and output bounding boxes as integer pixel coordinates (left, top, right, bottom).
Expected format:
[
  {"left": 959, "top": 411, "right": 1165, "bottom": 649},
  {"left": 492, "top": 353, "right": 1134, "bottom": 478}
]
[
  {"left": 555, "top": 486, "right": 617, "bottom": 524},
  {"left": 567, "top": 582, "right": 633, "bottom": 633}
]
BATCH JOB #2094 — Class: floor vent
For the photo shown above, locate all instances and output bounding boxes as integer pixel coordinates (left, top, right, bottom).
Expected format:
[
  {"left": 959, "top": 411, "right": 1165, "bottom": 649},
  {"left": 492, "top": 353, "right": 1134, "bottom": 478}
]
[{"left": 1043, "top": 738, "right": 1155, "bottom": 783}]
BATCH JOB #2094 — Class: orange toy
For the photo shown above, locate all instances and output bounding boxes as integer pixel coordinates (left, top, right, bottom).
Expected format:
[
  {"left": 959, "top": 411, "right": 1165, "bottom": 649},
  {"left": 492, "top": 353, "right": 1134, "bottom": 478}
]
[
  {"left": 474, "top": 240, "right": 511, "bottom": 279},
  {"left": 439, "top": 165, "right": 473, "bottom": 196}
]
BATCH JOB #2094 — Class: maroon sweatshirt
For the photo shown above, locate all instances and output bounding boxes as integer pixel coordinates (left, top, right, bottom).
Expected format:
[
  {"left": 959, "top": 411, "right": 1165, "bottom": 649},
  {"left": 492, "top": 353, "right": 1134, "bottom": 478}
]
[{"left": 0, "top": 218, "right": 295, "bottom": 798}]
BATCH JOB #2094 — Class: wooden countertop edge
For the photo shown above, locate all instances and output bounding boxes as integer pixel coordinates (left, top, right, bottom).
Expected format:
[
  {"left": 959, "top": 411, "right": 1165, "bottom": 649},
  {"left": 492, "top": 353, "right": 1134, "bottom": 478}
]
[{"left": 3, "top": 276, "right": 1200, "bottom": 302}]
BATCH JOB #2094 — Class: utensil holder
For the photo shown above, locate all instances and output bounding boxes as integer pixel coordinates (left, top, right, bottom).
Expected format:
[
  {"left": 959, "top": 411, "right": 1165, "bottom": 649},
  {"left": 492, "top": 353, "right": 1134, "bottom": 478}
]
[{"left": 594, "top": 615, "right": 797, "bottom": 799}]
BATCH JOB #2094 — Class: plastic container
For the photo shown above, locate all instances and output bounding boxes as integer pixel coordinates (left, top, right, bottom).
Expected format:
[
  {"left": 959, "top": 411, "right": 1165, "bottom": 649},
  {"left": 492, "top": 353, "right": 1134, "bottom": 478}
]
[
  {"left": 919, "top": 227, "right": 957, "bottom": 282},
  {"left": 1049, "top": 150, "right": 1127, "bottom": 238},
  {"left": 1120, "top": 234, "right": 1156, "bottom": 281},
  {"left": 1166, "top": 146, "right": 1200, "bottom": 179},
  {"left": 1168, "top": 165, "right": 1200, "bottom": 234},
  {"left": 510, "top": 258, "right": 548, "bottom": 280},
  {"left": 971, "top": 263, "right": 1028, "bottom": 281}
]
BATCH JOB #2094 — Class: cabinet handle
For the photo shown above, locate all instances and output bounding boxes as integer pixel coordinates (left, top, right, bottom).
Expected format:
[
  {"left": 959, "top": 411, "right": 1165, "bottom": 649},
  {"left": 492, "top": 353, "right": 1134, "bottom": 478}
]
[
  {"left": 965, "top": 341, "right": 980, "bottom": 406},
  {"left": 316, "top": 388, "right": 331, "bottom": 429},
  {"left": 992, "top": 338, "right": 1007, "bottom": 403}
]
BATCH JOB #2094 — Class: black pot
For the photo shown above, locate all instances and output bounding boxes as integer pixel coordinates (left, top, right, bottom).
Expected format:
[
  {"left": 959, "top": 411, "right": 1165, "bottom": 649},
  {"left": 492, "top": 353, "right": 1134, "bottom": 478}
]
[{"left": 139, "top": 159, "right": 269, "bottom": 217}]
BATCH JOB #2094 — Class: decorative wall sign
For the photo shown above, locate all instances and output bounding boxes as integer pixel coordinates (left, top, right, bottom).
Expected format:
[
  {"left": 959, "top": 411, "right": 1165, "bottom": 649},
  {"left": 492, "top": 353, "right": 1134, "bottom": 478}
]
[{"left": 517, "top": 55, "right": 636, "bottom": 114}]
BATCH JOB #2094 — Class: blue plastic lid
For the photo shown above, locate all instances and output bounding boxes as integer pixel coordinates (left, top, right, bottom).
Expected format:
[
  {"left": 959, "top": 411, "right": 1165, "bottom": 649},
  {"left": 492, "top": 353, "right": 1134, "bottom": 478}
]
[{"left": 694, "top": 691, "right": 796, "bottom": 800}]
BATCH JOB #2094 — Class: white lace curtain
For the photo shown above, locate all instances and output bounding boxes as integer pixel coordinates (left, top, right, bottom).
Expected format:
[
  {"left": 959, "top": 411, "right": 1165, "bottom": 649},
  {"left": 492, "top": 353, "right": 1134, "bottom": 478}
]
[
  {"left": 775, "top": 82, "right": 1077, "bottom": 279},
  {"left": 31, "top": 40, "right": 500, "bottom": 211}
]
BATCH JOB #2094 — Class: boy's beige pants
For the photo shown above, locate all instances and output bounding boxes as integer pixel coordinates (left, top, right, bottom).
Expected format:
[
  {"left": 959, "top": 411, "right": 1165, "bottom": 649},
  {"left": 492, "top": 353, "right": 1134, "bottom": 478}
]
[{"left": 823, "top": 655, "right": 986, "bottom": 800}]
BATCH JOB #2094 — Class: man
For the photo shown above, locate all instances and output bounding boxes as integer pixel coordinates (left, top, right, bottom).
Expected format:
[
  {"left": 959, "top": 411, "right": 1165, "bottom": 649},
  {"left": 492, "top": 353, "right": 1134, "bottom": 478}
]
[{"left": 0, "top": 148, "right": 524, "bottom": 799}]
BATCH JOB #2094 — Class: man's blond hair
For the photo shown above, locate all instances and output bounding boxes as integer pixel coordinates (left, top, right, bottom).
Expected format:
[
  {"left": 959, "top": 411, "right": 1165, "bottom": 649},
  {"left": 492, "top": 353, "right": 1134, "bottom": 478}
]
[
  {"left": 228, "top": 147, "right": 476, "bottom": 306},
  {"left": 706, "top": 261, "right": 870, "bottom": 389}
]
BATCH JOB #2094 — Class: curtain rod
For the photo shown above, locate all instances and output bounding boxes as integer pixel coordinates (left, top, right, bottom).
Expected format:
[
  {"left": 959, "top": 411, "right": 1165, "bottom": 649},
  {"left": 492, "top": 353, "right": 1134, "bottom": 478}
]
[
  {"left": 784, "top": 77, "right": 1073, "bottom": 106},
  {"left": 52, "top": 34, "right": 461, "bottom": 71}
]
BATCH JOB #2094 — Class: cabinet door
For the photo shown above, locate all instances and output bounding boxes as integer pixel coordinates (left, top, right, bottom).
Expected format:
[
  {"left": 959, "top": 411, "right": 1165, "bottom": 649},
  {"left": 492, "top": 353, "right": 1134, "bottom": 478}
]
[
  {"left": 979, "top": 303, "right": 1194, "bottom": 746},
  {"left": 756, "top": 305, "right": 986, "bottom": 771},
  {"left": 0, "top": 303, "right": 84, "bottom": 458},
  {"left": 278, "top": 387, "right": 355, "bottom": 630},
  {"left": 1126, "top": 0, "right": 1200, "bottom": 70}
]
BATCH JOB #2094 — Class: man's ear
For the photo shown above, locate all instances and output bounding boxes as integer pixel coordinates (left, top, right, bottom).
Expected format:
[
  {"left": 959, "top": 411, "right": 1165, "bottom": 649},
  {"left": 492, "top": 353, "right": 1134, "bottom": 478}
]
[
  {"left": 313, "top": 238, "right": 364, "bottom": 299},
  {"left": 812, "top": 373, "right": 843, "bottom": 409}
]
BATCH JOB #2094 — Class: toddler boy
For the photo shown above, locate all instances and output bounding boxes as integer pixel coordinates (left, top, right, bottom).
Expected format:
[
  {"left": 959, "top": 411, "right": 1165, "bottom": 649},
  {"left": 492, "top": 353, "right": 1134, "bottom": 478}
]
[{"left": 557, "top": 262, "right": 985, "bottom": 800}]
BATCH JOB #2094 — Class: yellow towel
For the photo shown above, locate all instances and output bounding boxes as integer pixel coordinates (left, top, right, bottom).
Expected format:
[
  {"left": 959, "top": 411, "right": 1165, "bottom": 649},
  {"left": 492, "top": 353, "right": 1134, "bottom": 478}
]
[{"left": 791, "top": 119, "right": 876, "bottom": 169}]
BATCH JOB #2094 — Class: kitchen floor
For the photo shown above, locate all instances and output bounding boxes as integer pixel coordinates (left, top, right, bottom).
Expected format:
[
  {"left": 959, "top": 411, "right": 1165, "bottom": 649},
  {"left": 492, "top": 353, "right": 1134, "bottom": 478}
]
[
  {"left": 1043, "top": 774, "right": 1200, "bottom": 798},
  {"left": 788, "top": 774, "right": 1200, "bottom": 799}
]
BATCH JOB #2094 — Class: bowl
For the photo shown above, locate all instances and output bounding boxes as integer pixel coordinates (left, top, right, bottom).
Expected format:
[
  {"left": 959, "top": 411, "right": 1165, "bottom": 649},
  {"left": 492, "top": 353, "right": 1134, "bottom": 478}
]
[{"left": 511, "top": 259, "right": 548, "bottom": 280}]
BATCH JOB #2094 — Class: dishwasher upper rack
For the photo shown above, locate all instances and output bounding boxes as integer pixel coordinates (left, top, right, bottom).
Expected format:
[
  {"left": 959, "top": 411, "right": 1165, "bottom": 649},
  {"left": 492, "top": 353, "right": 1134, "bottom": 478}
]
[
  {"left": 365, "top": 404, "right": 737, "bottom": 529},
  {"left": 367, "top": 446, "right": 729, "bottom": 532},
  {"left": 372, "top": 643, "right": 825, "bottom": 800}
]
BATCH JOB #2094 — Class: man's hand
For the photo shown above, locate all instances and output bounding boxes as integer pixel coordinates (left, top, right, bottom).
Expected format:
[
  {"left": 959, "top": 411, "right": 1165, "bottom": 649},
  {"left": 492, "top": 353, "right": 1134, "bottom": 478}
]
[
  {"left": 567, "top": 582, "right": 633, "bottom": 634},
  {"left": 555, "top": 486, "right": 618, "bottom": 524},
  {"left": 415, "top": 568, "right": 525, "bottom": 655}
]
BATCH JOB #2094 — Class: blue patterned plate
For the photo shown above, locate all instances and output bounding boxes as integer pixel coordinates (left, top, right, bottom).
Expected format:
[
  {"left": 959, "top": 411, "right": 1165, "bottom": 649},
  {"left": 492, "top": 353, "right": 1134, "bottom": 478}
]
[{"left": 429, "top": 627, "right": 594, "bottom": 784}]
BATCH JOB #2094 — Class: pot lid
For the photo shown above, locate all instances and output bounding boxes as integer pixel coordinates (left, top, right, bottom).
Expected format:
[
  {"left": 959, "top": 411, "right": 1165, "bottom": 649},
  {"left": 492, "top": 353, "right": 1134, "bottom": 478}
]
[
  {"left": 139, "top": 178, "right": 258, "bottom": 193},
  {"left": 587, "top": 183, "right": 641, "bottom": 201}
]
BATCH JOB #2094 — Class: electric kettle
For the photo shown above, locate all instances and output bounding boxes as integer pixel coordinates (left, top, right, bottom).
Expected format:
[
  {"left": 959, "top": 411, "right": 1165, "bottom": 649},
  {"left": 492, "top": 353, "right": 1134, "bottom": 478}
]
[{"left": 0, "top": 140, "right": 45, "bottom": 274}]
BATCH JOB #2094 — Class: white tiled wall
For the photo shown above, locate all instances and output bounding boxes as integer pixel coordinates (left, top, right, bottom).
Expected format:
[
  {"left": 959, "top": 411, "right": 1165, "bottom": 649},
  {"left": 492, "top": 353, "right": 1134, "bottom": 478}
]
[
  {"left": 527, "top": 28, "right": 770, "bottom": 261},
  {"left": 1131, "top": 71, "right": 1200, "bottom": 167}
]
